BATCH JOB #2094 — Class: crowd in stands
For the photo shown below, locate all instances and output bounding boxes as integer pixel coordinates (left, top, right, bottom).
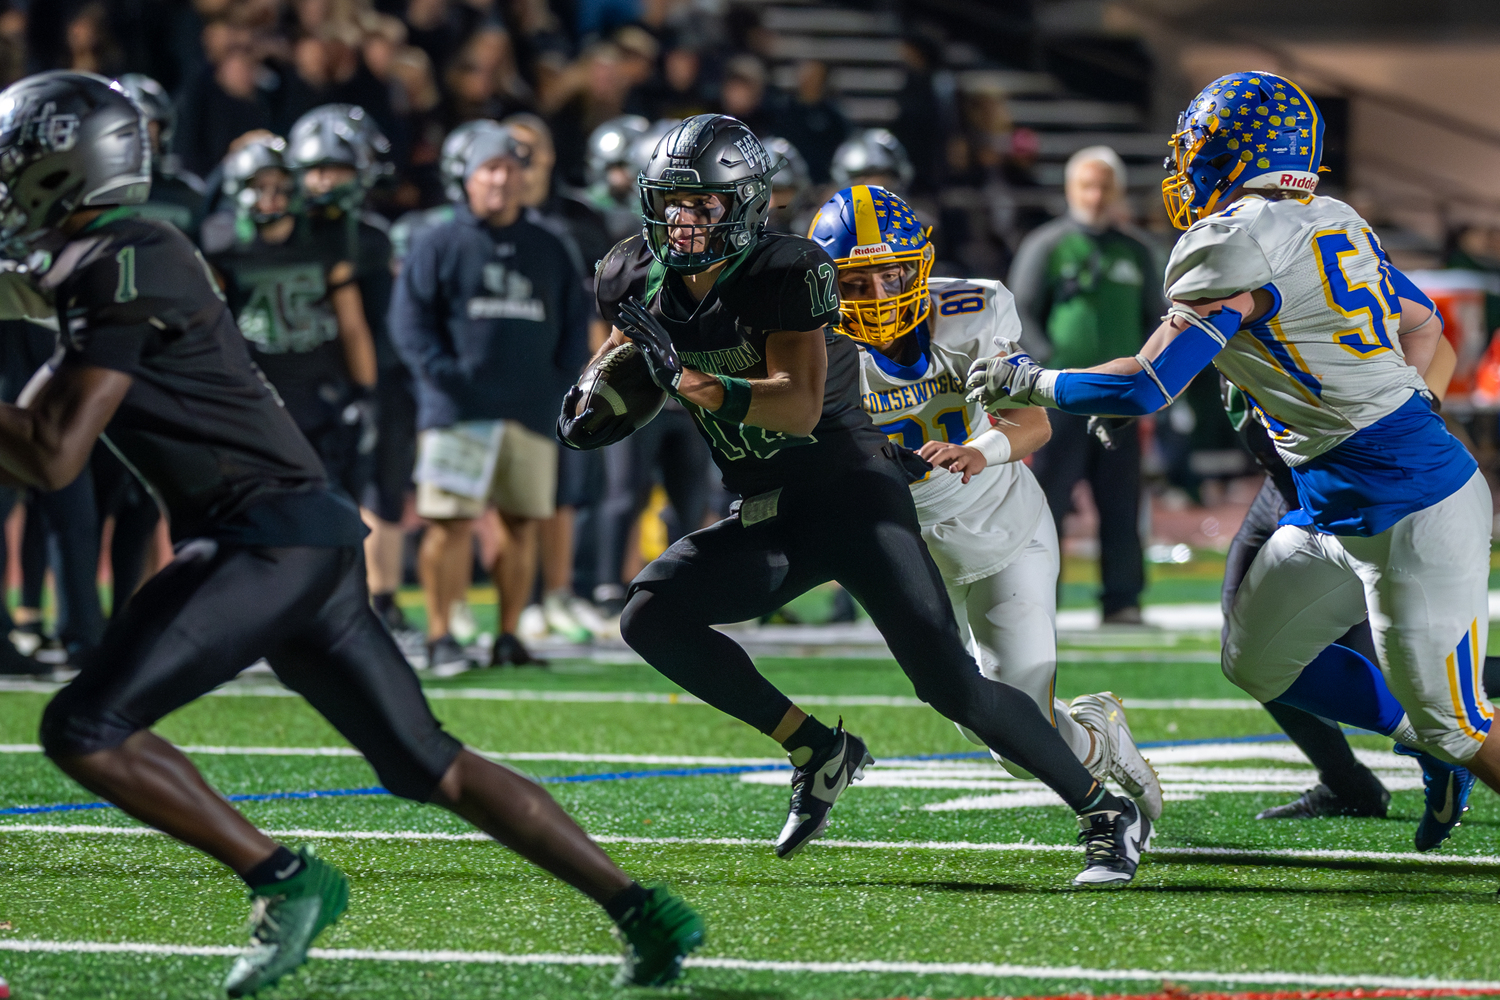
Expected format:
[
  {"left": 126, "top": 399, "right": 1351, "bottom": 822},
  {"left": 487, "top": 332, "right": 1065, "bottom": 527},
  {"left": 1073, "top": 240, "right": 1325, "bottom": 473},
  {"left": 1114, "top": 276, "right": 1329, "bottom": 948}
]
[{"left": 0, "top": 0, "right": 1166, "bottom": 673}]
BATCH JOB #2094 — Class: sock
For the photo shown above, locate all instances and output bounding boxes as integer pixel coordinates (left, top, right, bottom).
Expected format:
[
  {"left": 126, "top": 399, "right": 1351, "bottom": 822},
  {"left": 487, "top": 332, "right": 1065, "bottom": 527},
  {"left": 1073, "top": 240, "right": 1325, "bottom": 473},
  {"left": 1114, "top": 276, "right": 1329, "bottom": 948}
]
[
  {"left": 1079, "top": 784, "right": 1129, "bottom": 815},
  {"left": 603, "top": 881, "right": 648, "bottom": 924},
  {"left": 1272, "top": 643, "right": 1406, "bottom": 736},
  {"left": 243, "top": 846, "right": 301, "bottom": 888},
  {"left": 372, "top": 592, "right": 395, "bottom": 615},
  {"left": 779, "top": 715, "right": 837, "bottom": 767}
]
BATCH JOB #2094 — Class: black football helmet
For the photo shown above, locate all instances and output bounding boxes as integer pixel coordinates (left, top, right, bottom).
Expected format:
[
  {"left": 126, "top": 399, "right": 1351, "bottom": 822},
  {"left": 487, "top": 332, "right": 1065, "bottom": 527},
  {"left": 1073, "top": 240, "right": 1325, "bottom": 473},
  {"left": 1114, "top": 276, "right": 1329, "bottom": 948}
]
[
  {"left": 637, "top": 114, "right": 775, "bottom": 273},
  {"left": 286, "top": 104, "right": 392, "bottom": 208},
  {"left": 116, "top": 73, "right": 174, "bottom": 155},
  {"left": 0, "top": 71, "right": 150, "bottom": 260}
]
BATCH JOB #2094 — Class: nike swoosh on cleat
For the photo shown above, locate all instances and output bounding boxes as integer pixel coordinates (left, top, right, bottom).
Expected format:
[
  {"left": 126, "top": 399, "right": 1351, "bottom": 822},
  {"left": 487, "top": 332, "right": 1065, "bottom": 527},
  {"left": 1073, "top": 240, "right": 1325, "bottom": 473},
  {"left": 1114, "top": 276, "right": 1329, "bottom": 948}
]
[
  {"left": 1432, "top": 779, "right": 1457, "bottom": 824},
  {"left": 814, "top": 751, "right": 850, "bottom": 801},
  {"left": 273, "top": 860, "right": 302, "bottom": 880}
]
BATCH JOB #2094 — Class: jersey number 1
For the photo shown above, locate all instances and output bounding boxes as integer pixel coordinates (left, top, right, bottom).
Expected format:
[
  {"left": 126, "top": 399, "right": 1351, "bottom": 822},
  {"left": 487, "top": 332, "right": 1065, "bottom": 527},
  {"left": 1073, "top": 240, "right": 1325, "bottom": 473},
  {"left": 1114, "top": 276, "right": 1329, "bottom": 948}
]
[{"left": 114, "top": 246, "right": 138, "bottom": 303}]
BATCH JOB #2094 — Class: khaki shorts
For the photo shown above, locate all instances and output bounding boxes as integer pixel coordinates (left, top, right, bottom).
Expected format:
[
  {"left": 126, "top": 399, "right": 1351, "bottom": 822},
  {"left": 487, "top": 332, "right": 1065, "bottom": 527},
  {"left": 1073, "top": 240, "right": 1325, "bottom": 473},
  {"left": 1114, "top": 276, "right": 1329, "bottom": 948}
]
[{"left": 415, "top": 420, "right": 558, "bottom": 520}]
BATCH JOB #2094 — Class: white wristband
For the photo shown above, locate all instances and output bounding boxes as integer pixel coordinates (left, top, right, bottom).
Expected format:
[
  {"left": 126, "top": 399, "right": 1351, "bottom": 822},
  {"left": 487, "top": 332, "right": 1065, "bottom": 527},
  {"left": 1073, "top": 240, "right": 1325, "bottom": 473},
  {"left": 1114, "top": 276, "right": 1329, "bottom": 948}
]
[{"left": 968, "top": 427, "right": 1013, "bottom": 466}]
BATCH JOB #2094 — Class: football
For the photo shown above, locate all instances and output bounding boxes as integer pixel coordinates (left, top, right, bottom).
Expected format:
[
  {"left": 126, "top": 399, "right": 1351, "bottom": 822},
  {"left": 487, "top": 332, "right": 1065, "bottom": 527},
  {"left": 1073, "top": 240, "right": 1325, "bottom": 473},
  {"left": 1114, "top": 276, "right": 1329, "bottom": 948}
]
[{"left": 572, "top": 340, "right": 668, "bottom": 435}]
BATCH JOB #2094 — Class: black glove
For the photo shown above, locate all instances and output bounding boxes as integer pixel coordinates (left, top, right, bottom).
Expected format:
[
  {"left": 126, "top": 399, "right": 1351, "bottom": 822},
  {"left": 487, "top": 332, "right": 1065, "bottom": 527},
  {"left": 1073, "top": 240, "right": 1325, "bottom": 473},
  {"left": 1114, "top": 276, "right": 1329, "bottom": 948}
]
[
  {"left": 617, "top": 297, "right": 683, "bottom": 394},
  {"left": 556, "top": 383, "right": 635, "bottom": 451},
  {"left": 1087, "top": 415, "right": 1135, "bottom": 451}
]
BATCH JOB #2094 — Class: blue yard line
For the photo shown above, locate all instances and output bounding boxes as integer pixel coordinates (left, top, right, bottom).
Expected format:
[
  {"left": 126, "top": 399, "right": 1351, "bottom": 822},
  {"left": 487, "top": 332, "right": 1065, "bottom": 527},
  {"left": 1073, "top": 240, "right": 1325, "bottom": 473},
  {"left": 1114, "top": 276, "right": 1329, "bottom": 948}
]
[{"left": 0, "top": 733, "right": 1324, "bottom": 818}]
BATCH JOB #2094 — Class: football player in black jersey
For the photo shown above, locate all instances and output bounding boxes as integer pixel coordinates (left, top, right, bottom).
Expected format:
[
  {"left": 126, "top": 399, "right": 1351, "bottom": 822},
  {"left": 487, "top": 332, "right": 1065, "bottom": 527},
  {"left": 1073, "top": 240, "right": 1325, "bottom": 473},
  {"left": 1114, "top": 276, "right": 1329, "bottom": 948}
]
[
  {"left": 0, "top": 72, "right": 702, "bottom": 995},
  {"left": 204, "top": 129, "right": 378, "bottom": 507},
  {"left": 569, "top": 114, "right": 1151, "bottom": 884}
]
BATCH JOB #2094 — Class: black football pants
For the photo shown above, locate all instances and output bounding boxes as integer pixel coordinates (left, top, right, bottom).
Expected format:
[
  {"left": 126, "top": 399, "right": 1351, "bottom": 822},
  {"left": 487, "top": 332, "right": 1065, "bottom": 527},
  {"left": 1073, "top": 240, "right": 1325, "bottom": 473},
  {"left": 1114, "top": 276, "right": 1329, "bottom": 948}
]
[
  {"left": 620, "top": 457, "right": 1103, "bottom": 811},
  {"left": 40, "top": 542, "right": 462, "bottom": 801}
]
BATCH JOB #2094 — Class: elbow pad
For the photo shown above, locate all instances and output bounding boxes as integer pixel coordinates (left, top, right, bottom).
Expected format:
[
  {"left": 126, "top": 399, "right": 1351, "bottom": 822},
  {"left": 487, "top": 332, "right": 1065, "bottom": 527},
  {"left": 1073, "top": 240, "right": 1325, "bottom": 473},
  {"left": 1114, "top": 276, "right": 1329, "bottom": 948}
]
[{"left": 1053, "top": 308, "right": 1235, "bottom": 416}]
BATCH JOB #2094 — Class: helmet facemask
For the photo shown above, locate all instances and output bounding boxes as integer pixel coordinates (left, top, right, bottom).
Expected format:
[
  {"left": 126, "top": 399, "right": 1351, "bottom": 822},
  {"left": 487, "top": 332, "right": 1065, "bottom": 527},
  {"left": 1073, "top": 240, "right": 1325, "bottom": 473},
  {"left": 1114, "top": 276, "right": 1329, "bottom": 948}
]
[
  {"left": 834, "top": 243, "right": 933, "bottom": 348},
  {"left": 641, "top": 178, "right": 765, "bottom": 274}
]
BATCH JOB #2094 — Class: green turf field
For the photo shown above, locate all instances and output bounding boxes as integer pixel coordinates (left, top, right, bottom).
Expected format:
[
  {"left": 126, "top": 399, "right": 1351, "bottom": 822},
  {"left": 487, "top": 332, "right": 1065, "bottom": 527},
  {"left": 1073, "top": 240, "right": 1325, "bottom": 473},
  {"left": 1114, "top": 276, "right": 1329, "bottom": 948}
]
[{"left": 0, "top": 636, "right": 1495, "bottom": 999}]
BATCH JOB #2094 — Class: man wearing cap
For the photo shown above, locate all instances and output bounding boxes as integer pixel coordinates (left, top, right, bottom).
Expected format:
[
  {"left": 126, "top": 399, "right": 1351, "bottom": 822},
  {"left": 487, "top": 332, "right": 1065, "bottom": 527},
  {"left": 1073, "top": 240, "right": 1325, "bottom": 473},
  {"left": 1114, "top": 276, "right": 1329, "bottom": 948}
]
[
  {"left": 391, "top": 125, "right": 590, "bottom": 670},
  {"left": 1007, "top": 146, "right": 1164, "bottom": 625}
]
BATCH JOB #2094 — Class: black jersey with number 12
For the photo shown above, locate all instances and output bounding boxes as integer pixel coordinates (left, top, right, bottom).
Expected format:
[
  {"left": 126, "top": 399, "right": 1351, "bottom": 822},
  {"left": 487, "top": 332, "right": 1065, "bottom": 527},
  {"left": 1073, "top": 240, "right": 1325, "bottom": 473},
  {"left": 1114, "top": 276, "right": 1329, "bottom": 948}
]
[{"left": 595, "top": 233, "right": 889, "bottom": 497}]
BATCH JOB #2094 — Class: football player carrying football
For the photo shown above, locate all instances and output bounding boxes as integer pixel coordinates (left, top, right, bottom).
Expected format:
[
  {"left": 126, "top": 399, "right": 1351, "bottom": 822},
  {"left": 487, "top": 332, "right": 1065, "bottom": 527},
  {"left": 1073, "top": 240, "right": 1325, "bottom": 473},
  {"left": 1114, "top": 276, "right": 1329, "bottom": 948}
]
[
  {"left": 966, "top": 73, "right": 1500, "bottom": 822},
  {"left": 562, "top": 113, "right": 1152, "bottom": 885},
  {"left": 811, "top": 184, "right": 1162, "bottom": 823},
  {"left": 0, "top": 72, "right": 702, "bottom": 995}
]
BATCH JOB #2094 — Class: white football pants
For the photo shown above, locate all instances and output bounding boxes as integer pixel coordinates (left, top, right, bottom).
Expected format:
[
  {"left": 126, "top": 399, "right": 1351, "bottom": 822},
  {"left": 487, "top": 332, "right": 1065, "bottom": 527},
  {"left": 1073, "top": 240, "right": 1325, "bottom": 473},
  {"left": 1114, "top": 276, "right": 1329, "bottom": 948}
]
[
  {"left": 951, "top": 511, "right": 1093, "bottom": 768},
  {"left": 1223, "top": 470, "right": 1493, "bottom": 764}
]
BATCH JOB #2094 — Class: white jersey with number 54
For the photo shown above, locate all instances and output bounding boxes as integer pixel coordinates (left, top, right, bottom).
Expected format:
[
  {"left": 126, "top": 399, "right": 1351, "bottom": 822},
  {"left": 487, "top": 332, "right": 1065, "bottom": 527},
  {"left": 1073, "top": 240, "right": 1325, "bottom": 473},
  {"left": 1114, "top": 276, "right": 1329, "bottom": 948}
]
[
  {"left": 855, "top": 277, "right": 1048, "bottom": 585},
  {"left": 1165, "top": 194, "right": 1429, "bottom": 465}
]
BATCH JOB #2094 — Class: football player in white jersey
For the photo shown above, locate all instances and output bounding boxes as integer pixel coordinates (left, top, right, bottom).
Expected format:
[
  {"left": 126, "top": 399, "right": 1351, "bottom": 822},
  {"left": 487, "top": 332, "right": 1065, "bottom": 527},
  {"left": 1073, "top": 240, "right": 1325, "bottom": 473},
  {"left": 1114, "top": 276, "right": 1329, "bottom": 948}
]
[
  {"left": 966, "top": 72, "right": 1499, "bottom": 832},
  {"left": 809, "top": 185, "right": 1164, "bottom": 825}
]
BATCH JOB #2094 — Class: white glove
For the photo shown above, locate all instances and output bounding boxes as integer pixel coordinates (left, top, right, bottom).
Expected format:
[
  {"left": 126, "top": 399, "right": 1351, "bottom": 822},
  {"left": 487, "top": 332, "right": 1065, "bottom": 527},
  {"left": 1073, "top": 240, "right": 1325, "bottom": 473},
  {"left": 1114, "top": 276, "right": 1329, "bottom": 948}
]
[{"left": 964, "top": 353, "right": 1057, "bottom": 412}]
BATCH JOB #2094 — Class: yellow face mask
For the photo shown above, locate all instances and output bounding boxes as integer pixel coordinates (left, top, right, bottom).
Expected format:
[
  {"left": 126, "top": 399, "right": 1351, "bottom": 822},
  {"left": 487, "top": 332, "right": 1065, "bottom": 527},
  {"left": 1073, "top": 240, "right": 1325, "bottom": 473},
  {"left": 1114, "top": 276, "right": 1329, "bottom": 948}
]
[{"left": 835, "top": 244, "right": 935, "bottom": 347}]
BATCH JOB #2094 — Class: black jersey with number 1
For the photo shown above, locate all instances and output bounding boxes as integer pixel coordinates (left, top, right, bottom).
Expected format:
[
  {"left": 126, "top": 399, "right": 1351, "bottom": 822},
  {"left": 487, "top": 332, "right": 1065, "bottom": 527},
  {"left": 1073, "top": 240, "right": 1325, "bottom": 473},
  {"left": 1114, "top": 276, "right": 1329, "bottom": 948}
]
[
  {"left": 595, "top": 233, "right": 889, "bottom": 498},
  {"left": 39, "top": 211, "right": 364, "bottom": 546}
]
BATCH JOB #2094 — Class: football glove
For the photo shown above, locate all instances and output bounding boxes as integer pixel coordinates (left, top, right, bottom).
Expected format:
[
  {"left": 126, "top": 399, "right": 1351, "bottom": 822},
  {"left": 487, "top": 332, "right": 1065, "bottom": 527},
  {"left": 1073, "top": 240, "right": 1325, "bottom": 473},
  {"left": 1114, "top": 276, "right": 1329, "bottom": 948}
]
[
  {"left": 342, "top": 386, "right": 379, "bottom": 456},
  {"left": 556, "top": 383, "right": 636, "bottom": 451},
  {"left": 617, "top": 297, "right": 683, "bottom": 395},
  {"left": 964, "top": 353, "right": 1054, "bottom": 411},
  {"left": 1087, "top": 415, "right": 1135, "bottom": 451}
]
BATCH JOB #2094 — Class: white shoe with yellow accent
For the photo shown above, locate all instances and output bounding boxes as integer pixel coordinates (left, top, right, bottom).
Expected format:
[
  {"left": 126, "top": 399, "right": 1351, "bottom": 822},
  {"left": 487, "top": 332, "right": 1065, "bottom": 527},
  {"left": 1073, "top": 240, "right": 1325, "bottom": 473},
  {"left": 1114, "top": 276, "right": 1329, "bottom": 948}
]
[{"left": 1070, "top": 692, "right": 1163, "bottom": 822}]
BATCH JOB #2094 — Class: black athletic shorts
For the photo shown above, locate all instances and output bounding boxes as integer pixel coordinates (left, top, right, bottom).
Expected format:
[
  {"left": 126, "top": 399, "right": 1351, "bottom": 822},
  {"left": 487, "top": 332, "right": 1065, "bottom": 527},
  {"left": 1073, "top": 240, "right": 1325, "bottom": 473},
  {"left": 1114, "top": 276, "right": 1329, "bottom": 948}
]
[{"left": 40, "top": 542, "right": 462, "bottom": 801}]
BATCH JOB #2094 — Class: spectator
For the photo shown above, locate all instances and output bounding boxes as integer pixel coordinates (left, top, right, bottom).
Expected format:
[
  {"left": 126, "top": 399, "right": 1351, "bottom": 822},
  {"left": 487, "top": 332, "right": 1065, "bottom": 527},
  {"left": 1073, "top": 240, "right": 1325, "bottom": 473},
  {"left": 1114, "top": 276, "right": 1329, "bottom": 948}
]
[
  {"left": 441, "top": 27, "right": 534, "bottom": 130},
  {"left": 547, "top": 41, "right": 630, "bottom": 187},
  {"left": 391, "top": 127, "right": 589, "bottom": 670},
  {"left": 772, "top": 60, "right": 848, "bottom": 184},
  {"left": 1009, "top": 146, "right": 1163, "bottom": 625},
  {"left": 174, "top": 21, "right": 275, "bottom": 177},
  {"left": 403, "top": 0, "right": 482, "bottom": 87},
  {"left": 627, "top": 42, "right": 710, "bottom": 121},
  {"left": 717, "top": 53, "right": 772, "bottom": 137},
  {"left": 65, "top": 2, "right": 126, "bottom": 77},
  {"left": 890, "top": 38, "right": 945, "bottom": 193}
]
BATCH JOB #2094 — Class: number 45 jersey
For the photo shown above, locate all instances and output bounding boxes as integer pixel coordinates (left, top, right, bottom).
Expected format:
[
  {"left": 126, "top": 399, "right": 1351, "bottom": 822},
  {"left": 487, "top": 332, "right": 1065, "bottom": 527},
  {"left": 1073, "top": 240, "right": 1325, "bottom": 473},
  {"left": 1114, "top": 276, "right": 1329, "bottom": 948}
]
[
  {"left": 1167, "top": 193, "right": 1476, "bottom": 535},
  {"left": 856, "top": 277, "right": 1048, "bottom": 584},
  {"left": 595, "top": 232, "right": 890, "bottom": 498}
]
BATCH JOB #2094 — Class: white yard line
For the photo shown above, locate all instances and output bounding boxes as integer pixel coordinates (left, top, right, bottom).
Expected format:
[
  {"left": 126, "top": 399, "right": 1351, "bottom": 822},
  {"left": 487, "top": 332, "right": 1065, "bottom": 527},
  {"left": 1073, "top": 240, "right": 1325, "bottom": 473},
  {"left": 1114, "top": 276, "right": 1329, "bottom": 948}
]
[
  {"left": 1, "top": 823, "right": 1496, "bottom": 867},
  {"left": 0, "top": 938, "right": 1493, "bottom": 990}
]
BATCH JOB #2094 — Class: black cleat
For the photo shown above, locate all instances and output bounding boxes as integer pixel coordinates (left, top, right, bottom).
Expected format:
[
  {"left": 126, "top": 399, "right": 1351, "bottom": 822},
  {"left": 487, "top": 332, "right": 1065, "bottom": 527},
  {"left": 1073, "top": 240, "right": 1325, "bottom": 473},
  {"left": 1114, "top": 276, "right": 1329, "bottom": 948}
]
[
  {"left": 490, "top": 632, "right": 548, "bottom": 668},
  {"left": 426, "top": 634, "right": 472, "bottom": 677},
  {"left": 774, "top": 723, "right": 873, "bottom": 858},
  {"left": 1074, "top": 798, "right": 1151, "bottom": 888},
  {"left": 1256, "top": 782, "right": 1390, "bottom": 820}
]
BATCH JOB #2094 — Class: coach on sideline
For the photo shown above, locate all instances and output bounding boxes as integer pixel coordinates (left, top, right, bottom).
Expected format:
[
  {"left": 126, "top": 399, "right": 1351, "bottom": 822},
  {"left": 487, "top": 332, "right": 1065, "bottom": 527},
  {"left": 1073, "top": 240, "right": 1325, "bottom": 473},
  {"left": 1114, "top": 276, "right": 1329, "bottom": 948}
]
[{"left": 391, "top": 124, "right": 591, "bottom": 671}]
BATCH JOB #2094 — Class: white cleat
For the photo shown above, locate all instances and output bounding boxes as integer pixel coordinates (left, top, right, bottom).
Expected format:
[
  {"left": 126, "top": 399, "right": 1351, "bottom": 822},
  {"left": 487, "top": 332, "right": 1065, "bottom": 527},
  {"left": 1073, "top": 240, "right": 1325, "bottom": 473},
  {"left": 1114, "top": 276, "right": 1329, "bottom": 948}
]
[
  {"left": 1070, "top": 691, "right": 1163, "bottom": 822},
  {"left": 1074, "top": 798, "right": 1151, "bottom": 888}
]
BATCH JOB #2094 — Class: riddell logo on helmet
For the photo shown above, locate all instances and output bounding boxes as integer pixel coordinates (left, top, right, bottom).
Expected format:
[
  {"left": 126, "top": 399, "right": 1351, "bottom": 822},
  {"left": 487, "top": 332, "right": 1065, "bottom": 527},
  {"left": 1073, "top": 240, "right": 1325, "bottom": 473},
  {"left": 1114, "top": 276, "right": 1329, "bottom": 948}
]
[
  {"left": 1279, "top": 173, "right": 1317, "bottom": 190},
  {"left": 849, "top": 243, "right": 892, "bottom": 258}
]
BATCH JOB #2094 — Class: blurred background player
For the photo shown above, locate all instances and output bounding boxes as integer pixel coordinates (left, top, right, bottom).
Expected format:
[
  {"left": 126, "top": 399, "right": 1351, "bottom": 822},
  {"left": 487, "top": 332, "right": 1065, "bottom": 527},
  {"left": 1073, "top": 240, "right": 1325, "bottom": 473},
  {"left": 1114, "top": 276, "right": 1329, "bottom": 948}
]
[
  {"left": 582, "top": 114, "right": 650, "bottom": 244},
  {"left": 392, "top": 124, "right": 589, "bottom": 671},
  {"left": 116, "top": 72, "right": 205, "bottom": 236},
  {"left": 1007, "top": 146, "right": 1161, "bottom": 625},
  {"left": 815, "top": 183, "right": 1162, "bottom": 824},
  {"left": 204, "top": 131, "right": 380, "bottom": 511},
  {"left": 829, "top": 128, "right": 915, "bottom": 196},
  {"left": 761, "top": 135, "right": 812, "bottom": 236}
]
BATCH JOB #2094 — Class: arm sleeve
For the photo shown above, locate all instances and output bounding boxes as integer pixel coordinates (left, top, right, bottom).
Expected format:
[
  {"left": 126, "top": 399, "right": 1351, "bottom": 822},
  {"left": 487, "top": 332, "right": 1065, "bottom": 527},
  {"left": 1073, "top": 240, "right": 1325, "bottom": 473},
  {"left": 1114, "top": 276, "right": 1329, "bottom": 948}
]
[
  {"left": 1164, "top": 222, "right": 1274, "bottom": 302},
  {"left": 1052, "top": 313, "right": 1234, "bottom": 416},
  {"left": 389, "top": 233, "right": 460, "bottom": 385},
  {"left": 1005, "top": 226, "right": 1061, "bottom": 361}
]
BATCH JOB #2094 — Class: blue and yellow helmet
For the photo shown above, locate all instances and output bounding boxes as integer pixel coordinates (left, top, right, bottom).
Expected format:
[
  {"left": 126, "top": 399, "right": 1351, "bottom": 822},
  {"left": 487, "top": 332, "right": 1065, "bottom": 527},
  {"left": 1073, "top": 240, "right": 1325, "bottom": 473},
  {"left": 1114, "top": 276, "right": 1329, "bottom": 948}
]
[
  {"left": 1163, "top": 71, "right": 1324, "bottom": 230},
  {"left": 807, "top": 185, "right": 933, "bottom": 347}
]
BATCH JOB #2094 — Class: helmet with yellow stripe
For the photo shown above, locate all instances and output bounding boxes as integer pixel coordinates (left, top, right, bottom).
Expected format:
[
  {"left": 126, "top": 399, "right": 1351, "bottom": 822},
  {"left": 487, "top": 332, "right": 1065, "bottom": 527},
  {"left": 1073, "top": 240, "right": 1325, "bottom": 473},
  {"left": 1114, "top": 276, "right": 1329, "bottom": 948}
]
[
  {"left": 807, "top": 185, "right": 933, "bottom": 348},
  {"left": 1162, "top": 71, "right": 1324, "bottom": 230}
]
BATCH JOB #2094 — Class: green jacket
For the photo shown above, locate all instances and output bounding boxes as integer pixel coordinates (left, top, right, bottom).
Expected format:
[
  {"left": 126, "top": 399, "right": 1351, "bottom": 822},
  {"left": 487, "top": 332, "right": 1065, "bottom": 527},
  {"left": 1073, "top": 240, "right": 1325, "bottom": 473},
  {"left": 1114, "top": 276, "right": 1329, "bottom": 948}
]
[{"left": 1008, "top": 215, "right": 1165, "bottom": 370}]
